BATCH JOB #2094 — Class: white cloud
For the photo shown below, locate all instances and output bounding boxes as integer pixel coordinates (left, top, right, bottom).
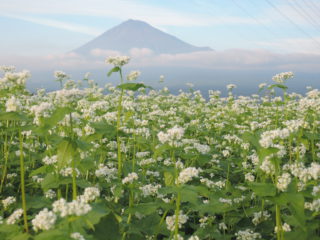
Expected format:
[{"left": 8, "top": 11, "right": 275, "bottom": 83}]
[
  {"left": 129, "top": 48, "right": 154, "bottom": 58},
  {"left": 2, "top": 14, "right": 102, "bottom": 36},
  {"left": 0, "top": 0, "right": 261, "bottom": 28},
  {"left": 90, "top": 49, "right": 121, "bottom": 57},
  {"left": 2, "top": 48, "right": 320, "bottom": 73},
  {"left": 257, "top": 37, "right": 320, "bottom": 54}
]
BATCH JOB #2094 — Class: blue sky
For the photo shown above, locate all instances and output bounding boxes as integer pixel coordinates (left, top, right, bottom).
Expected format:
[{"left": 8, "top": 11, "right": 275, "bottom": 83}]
[{"left": 1, "top": 0, "right": 320, "bottom": 56}]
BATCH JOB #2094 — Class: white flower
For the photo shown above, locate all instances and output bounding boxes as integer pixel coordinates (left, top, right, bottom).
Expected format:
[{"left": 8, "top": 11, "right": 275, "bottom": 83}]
[
  {"left": 158, "top": 126, "right": 185, "bottom": 146},
  {"left": 5, "top": 96, "right": 21, "bottom": 112},
  {"left": 139, "top": 184, "right": 161, "bottom": 197},
  {"left": 276, "top": 173, "right": 291, "bottom": 191},
  {"left": 252, "top": 211, "right": 270, "bottom": 225},
  {"left": 95, "top": 164, "right": 117, "bottom": 182},
  {"left": 45, "top": 189, "right": 56, "bottom": 199},
  {"left": 0, "top": 65, "right": 15, "bottom": 72},
  {"left": 81, "top": 187, "right": 100, "bottom": 202},
  {"left": 42, "top": 155, "right": 58, "bottom": 165},
  {"left": 6, "top": 208, "right": 23, "bottom": 225},
  {"left": 272, "top": 72, "right": 294, "bottom": 84},
  {"left": 2, "top": 196, "right": 16, "bottom": 209},
  {"left": 219, "top": 222, "right": 227, "bottom": 230},
  {"left": 32, "top": 208, "right": 57, "bottom": 231},
  {"left": 177, "top": 167, "right": 200, "bottom": 184},
  {"left": 305, "top": 199, "right": 320, "bottom": 212},
  {"left": 60, "top": 167, "right": 80, "bottom": 177},
  {"left": 188, "top": 236, "right": 200, "bottom": 240},
  {"left": 105, "top": 56, "right": 130, "bottom": 67},
  {"left": 122, "top": 172, "right": 138, "bottom": 184},
  {"left": 260, "top": 158, "right": 275, "bottom": 175},
  {"left": 274, "top": 223, "right": 291, "bottom": 233},
  {"left": 52, "top": 198, "right": 91, "bottom": 217},
  {"left": 54, "top": 70, "right": 69, "bottom": 80},
  {"left": 235, "top": 229, "right": 261, "bottom": 240},
  {"left": 193, "top": 143, "right": 210, "bottom": 154},
  {"left": 126, "top": 70, "right": 141, "bottom": 81},
  {"left": 259, "top": 83, "right": 267, "bottom": 89},
  {"left": 70, "top": 232, "right": 86, "bottom": 240},
  {"left": 245, "top": 173, "right": 255, "bottom": 182},
  {"left": 165, "top": 211, "right": 188, "bottom": 231},
  {"left": 227, "top": 84, "right": 236, "bottom": 90}
]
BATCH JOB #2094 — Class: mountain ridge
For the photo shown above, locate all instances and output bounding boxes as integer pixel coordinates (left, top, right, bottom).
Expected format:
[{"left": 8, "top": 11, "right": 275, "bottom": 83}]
[{"left": 73, "top": 19, "right": 212, "bottom": 55}]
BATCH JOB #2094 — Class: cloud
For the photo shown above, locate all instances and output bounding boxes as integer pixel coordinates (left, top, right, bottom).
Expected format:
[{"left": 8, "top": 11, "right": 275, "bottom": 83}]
[
  {"left": 1, "top": 48, "right": 320, "bottom": 73},
  {"left": 2, "top": 14, "right": 102, "bottom": 36},
  {"left": 127, "top": 49, "right": 320, "bottom": 72},
  {"left": 0, "top": 0, "right": 262, "bottom": 28},
  {"left": 257, "top": 37, "right": 320, "bottom": 54},
  {"left": 90, "top": 49, "right": 121, "bottom": 57}
]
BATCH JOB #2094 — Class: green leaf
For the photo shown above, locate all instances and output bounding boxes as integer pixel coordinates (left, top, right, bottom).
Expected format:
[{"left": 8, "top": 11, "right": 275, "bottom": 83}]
[
  {"left": 0, "top": 112, "right": 29, "bottom": 121},
  {"left": 107, "top": 67, "right": 120, "bottom": 77},
  {"left": 129, "top": 202, "right": 160, "bottom": 215},
  {"left": 30, "top": 165, "right": 48, "bottom": 177},
  {"left": 91, "top": 214, "right": 121, "bottom": 240},
  {"left": 90, "top": 122, "right": 117, "bottom": 137},
  {"left": 57, "top": 138, "right": 77, "bottom": 169},
  {"left": 39, "top": 107, "right": 71, "bottom": 130},
  {"left": 41, "top": 173, "right": 59, "bottom": 189},
  {"left": 287, "top": 193, "right": 306, "bottom": 228},
  {"left": 11, "top": 233, "right": 31, "bottom": 240},
  {"left": 268, "top": 84, "right": 288, "bottom": 90},
  {"left": 249, "top": 182, "right": 276, "bottom": 197},
  {"left": 34, "top": 229, "right": 68, "bottom": 240},
  {"left": 242, "top": 132, "right": 260, "bottom": 149},
  {"left": 117, "top": 83, "right": 150, "bottom": 91},
  {"left": 180, "top": 186, "right": 199, "bottom": 205},
  {"left": 164, "top": 171, "right": 175, "bottom": 186},
  {"left": 85, "top": 203, "right": 110, "bottom": 226}
]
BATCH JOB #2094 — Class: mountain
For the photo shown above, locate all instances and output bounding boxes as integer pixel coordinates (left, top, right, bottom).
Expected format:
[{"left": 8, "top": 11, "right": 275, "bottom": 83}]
[{"left": 73, "top": 19, "right": 212, "bottom": 55}]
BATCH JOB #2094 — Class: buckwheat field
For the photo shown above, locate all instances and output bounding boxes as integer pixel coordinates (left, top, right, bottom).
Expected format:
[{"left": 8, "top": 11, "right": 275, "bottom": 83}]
[{"left": 0, "top": 57, "right": 319, "bottom": 240}]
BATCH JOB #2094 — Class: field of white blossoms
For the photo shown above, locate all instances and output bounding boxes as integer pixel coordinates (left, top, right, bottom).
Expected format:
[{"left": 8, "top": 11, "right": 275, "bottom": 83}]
[{"left": 0, "top": 57, "right": 319, "bottom": 240}]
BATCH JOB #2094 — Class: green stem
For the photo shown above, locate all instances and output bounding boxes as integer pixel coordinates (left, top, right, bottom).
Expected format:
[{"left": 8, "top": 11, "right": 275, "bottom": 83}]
[
  {"left": 276, "top": 204, "right": 283, "bottom": 240},
  {"left": 0, "top": 121, "right": 9, "bottom": 193},
  {"left": 69, "top": 113, "right": 77, "bottom": 200},
  {"left": 117, "top": 69, "right": 124, "bottom": 178},
  {"left": 174, "top": 191, "right": 181, "bottom": 240},
  {"left": 19, "top": 129, "right": 29, "bottom": 233}
]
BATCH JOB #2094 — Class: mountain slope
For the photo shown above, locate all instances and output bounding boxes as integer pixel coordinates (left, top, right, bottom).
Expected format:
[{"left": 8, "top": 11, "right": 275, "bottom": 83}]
[{"left": 73, "top": 19, "right": 212, "bottom": 55}]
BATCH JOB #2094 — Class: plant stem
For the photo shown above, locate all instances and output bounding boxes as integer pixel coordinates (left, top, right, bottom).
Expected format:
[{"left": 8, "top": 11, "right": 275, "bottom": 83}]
[
  {"left": 276, "top": 204, "right": 283, "bottom": 240},
  {"left": 69, "top": 113, "right": 77, "bottom": 200},
  {"left": 19, "top": 129, "right": 29, "bottom": 233},
  {"left": 117, "top": 69, "right": 124, "bottom": 178},
  {"left": 174, "top": 191, "right": 181, "bottom": 239},
  {"left": 0, "top": 121, "right": 9, "bottom": 193}
]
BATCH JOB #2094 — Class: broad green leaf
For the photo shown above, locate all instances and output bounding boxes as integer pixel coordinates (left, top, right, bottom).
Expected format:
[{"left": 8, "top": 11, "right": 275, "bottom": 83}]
[
  {"left": 57, "top": 138, "right": 77, "bottom": 169},
  {"left": 164, "top": 171, "right": 175, "bottom": 186},
  {"left": 34, "top": 229, "right": 68, "bottom": 240},
  {"left": 0, "top": 112, "right": 29, "bottom": 121},
  {"left": 91, "top": 214, "right": 121, "bottom": 240},
  {"left": 242, "top": 131, "right": 260, "bottom": 149},
  {"left": 107, "top": 66, "right": 120, "bottom": 77},
  {"left": 41, "top": 173, "right": 59, "bottom": 189},
  {"left": 268, "top": 84, "right": 288, "bottom": 90},
  {"left": 180, "top": 186, "right": 199, "bottom": 205},
  {"left": 39, "top": 107, "right": 71, "bottom": 130},
  {"left": 117, "top": 83, "right": 150, "bottom": 91},
  {"left": 11, "top": 233, "right": 31, "bottom": 240},
  {"left": 249, "top": 182, "right": 276, "bottom": 197}
]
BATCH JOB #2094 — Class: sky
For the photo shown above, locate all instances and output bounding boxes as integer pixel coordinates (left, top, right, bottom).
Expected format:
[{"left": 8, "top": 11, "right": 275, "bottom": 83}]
[
  {"left": 1, "top": 0, "right": 320, "bottom": 55},
  {"left": 1, "top": 0, "right": 320, "bottom": 93}
]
